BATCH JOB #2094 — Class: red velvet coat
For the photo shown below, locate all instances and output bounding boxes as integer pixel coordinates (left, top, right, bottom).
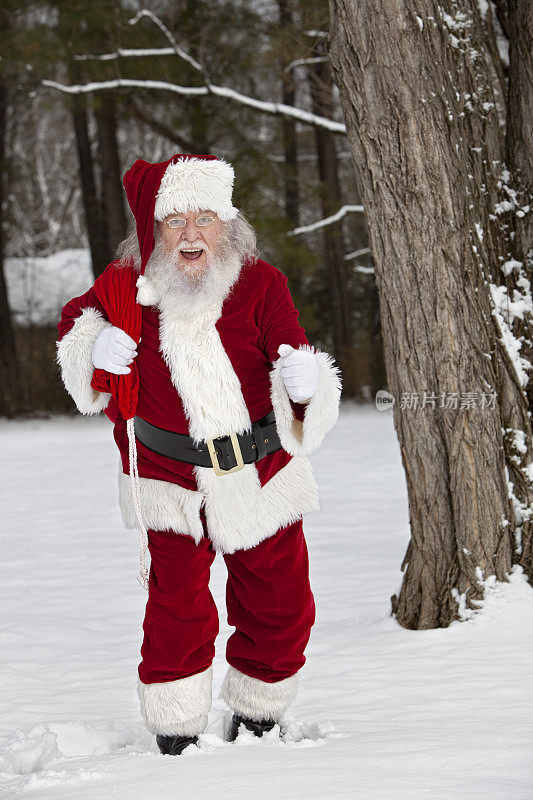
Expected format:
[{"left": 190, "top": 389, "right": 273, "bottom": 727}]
[{"left": 56, "top": 256, "right": 342, "bottom": 554}]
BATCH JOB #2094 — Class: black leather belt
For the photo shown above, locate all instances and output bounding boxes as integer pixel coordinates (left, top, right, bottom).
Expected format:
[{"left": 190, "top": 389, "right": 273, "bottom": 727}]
[{"left": 133, "top": 409, "right": 281, "bottom": 475}]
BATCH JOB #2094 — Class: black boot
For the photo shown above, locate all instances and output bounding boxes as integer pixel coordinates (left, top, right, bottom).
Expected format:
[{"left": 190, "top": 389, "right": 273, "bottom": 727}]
[
  {"left": 156, "top": 733, "right": 199, "bottom": 755},
  {"left": 228, "top": 713, "right": 277, "bottom": 742}
]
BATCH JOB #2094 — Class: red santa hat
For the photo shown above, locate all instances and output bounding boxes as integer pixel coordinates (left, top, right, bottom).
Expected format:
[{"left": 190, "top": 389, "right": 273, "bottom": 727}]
[{"left": 122, "top": 153, "right": 239, "bottom": 273}]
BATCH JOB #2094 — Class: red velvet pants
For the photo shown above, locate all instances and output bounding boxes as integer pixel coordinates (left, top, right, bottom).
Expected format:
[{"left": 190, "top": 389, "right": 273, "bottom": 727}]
[{"left": 138, "top": 507, "right": 316, "bottom": 686}]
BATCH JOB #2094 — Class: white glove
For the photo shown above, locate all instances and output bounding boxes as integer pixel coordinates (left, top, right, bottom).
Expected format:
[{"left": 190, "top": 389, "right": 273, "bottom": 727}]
[
  {"left": 91, "top": 325, "right": 138, "bottom": 375},
  {"left": 277, "top": 343, "right": 319, "bottom": 403}
]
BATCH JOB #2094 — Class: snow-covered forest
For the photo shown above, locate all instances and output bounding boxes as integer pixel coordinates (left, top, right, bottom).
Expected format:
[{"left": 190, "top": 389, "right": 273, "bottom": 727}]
[
  {"left": 1, "top": 0, "right": 532, "bottom": 797},
  {"left": 2, "top": 0, "right": 379, "bottom": 415}
]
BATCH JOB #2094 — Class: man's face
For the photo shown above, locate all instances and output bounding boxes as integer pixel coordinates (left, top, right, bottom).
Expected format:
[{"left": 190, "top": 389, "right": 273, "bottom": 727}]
[{"left": 157, "top": 209, "right": 224, "bottom": 277}]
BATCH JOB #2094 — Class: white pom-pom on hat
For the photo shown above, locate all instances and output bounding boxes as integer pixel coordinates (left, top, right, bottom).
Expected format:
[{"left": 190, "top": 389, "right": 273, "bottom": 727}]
[{"left": 154, "top": 156, "right": 239, "bottom": 222}]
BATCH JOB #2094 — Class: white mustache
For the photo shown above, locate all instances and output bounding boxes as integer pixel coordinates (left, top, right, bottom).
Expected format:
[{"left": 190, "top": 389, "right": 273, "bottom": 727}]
[{"left": 177, "top": 240, "right": 209, "bottom": 252}]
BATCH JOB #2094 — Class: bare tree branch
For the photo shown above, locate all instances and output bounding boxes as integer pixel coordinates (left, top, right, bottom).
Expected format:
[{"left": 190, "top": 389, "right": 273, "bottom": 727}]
[
  {"left": 74, "top": 47, "right": 176, "bottom": 62},
  {"left": 284, "top": 56, "right": 329, "bottom": 72},
  {"left": 129, "top": 9, "right": 204, "bottom": 75},
  {"left": 48, "top": 8, "right": 346, "bottom": 134},
  {"left": 42, "top": 77, "right": 347, "bottom": 133},
  {"left": 344, "top": 246, "right": 371, "bottom": 261},
  {"left": 126, "top": 97, "right": 197, "bottom": 151},
  {"left": 287, "top": 204, "right": 364, "bottom": 235}
]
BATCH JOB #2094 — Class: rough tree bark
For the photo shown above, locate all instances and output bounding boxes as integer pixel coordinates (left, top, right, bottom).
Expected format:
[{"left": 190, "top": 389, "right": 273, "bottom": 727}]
[
  {"left": 328, "top": 0, "right": 533, "bottom": 628},
  {"left": 506, "top": 0, "right": 533, "bottom": 413},
  {"left": 506, "top": 0, "right": 532, "bottom": 220},
  {"left": 504, "top": 0, "right": 533, "bottom": 572}
]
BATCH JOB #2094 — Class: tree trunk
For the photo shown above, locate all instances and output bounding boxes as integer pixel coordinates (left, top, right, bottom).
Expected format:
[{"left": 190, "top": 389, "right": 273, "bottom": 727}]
[
  {"left": 506, "top": 0, "right": 532, "bottom": 209},
  {"left": 504, "top": 0, "right": 533, "bottom": 573},
  {"left": 307, "top": 42, "right": 356, "bottom": 396},
  {"left": 126, "top": 98, "right": 197, "bottom": 153},
  {"left": 369, "top": 262, "right": 387, "bottom": 393},
  {"left": 94, "top": 90, "right": 127, "bottom": 258},
  {"left": 505, "top": 0, "right": 533, "bottom": 406},
  {"left": 69, "top": 62, "right": 111, "bottom": 278},
  {"left": 0, "top": 80, "right": 22, "bottom": 417},
  {"left": 278, "top": 0, "right": 300, "bottom": 228},
  {"left": 328, "top": 0, "right": 533, "bottom": 627}
]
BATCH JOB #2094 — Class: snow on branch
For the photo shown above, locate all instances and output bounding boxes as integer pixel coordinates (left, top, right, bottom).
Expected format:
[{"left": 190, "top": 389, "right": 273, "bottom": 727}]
[
  {"left": 50, "top": 8, "right": 346, "bottom": 134},
  {"left": 42, "top": 78, "right": 207, "bottom": 98},
  {"left": 128, "top": 9, "right": 204, "bottom": 75},
  {"left": 206, "top": 84, "right": 345, "bottom": 131},
  {"left": 42, "top": 77, "right": 346, "bottom": 133},
  {"left": 287, "top": 204, "right": 364, "bottom": 236},
  {"left": 344, "top": 246, "right": 371, "bottom": 261},
  {"left": 74, "top": 47, "right": 176, "bottom": 62},
  {"left": 284, "top": 56, "right": 329, "bottom": 72},
  {"left": 345, "top": 246, "right": 374, "bottom": 271}
]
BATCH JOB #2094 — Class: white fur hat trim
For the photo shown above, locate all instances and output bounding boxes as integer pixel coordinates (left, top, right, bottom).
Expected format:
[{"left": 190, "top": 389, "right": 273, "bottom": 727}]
[{"left": 154, "top": 156, "right": 239, "bottom": 221}]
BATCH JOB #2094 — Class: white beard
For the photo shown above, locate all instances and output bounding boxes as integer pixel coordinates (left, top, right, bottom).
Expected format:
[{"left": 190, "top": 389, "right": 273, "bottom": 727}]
[{"left": 143, "top": 231, "right": 244, "bottom": 318}]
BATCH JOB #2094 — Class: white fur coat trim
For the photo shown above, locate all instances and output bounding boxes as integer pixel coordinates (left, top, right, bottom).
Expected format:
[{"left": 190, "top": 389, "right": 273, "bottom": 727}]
[
  {"left": 152, "top": 290, "right": 321, "bottom": 553},
  {"left": 196, "top": 452, "right": 319, "bottom": 553},
  {"left": 219, "top": 665, "right": 299, "bottom": 722},
  {"left": 118, "top": 453, "right": 320, "bottom": 552},
  {"left": 137, "top": 665, "right": 212, "bottom": 736},
  {"left": 194, "top": 458, "right": 320, "bottom": 553},
  {"left": 55, "top": 307, "right": 112, "bottom": 415},
  {"left": 117, "top": 459, "right": 205, "bottom": 543},
  {"left": 270, "top": 344, "right": 342, "bottom": 457},
  {"left": 157, "top": 292, "right": 251, "bottom": 444}
]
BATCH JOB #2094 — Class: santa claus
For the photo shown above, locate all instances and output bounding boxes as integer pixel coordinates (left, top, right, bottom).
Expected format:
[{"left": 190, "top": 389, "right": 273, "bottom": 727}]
[{"left": 56, "top": 153, "right": 342, "bottom": 755}]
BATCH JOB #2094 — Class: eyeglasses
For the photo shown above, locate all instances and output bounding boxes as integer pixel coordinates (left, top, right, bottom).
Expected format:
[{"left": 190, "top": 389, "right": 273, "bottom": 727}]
[{"left": 165, "top": 214, "right": 217, "bottom": 228}]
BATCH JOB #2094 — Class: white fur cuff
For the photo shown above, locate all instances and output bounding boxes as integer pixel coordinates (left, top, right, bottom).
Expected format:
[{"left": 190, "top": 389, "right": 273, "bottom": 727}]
[
  {"left": 270, "top": 345, "right": 342, "bottom": 457},
  {"left": 137, "top": 665, "right": 213, "bottom": 736},
  {"left": 56, "top": 307, "right": 113, "bottom": 415},
  {"left": 219, "top": 665, "right": 299, "bottom": 722}
]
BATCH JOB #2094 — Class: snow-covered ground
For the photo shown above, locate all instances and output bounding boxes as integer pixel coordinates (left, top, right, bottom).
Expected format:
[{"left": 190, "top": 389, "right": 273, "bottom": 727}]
[
  {"left": 1, "top": 404, "right": 532, "bottom": 799},
  {"left": 5, "top": 250, "right": 92, "bottom": 326}
]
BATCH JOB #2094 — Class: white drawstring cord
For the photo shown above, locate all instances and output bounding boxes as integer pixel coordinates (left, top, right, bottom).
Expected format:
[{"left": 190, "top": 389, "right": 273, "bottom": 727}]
[{"left": 126, "top": 417, "right": 150, "bottom": 591}]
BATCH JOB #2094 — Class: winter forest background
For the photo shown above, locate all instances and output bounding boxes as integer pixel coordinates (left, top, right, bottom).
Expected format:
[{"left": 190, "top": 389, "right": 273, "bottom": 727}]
[
  {"left": 1, "top": 0, "right": 379, "bottom": 415},
  {"left": 2, "top": 0, "right": 531, "bottom": 623},
  {"left": 1, "top": 0, "right": 533, "bottom": 797}
]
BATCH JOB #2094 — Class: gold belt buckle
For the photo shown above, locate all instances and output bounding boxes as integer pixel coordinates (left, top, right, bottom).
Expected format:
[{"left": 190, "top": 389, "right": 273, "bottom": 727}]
[{"left": 206, "top": 432, "right": 245, "bottom": 476}]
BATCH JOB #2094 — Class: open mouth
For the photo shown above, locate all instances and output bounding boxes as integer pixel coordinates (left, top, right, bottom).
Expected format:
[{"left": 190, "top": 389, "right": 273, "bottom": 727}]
[{"left": 179, "top": 248, "right": 204, "bottom": 261}]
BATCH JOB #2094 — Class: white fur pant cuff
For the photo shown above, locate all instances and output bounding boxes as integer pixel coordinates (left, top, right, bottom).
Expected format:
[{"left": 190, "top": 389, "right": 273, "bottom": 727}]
[
  {"left": 137, "top": 665, "right": 213, "bottom": 736},
  {"left": 219, "top": 665, "right": 299, "bottom": 722}
]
